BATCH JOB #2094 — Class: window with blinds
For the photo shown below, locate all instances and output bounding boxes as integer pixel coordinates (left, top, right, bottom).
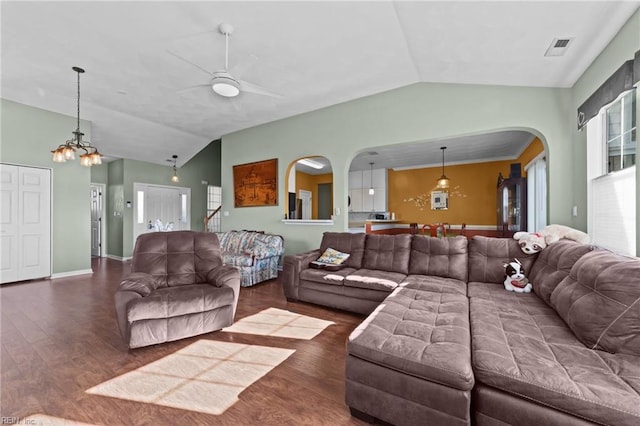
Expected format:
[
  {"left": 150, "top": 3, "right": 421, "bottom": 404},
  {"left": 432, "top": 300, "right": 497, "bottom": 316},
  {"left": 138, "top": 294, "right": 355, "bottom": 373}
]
[{"left": 587, "top": 89, "right": 637, "bottom": 256}]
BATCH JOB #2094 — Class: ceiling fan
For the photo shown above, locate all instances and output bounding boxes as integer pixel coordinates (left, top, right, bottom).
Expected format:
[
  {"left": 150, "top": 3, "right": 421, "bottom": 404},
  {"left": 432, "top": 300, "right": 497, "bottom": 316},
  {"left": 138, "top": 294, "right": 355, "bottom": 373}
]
[{"left": 169, "top": 23, "right": 282, "bottom": 99}]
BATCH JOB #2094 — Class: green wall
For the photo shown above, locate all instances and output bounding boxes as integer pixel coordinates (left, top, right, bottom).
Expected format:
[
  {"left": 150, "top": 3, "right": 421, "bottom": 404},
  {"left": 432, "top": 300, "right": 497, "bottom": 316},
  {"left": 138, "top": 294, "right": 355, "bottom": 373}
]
[
  {"left": 222, "top": 83, "right": 571, "bottom": 255},
  {"left": 105, "top": 140, "right": 221, "bottom": 258},
  {"left": 569, "top": 9, "right": 640, "bottom": 255},
  {"left": 90, "top": 163, "right": 108, "bottom": 184},
  {"left": 0, "top": 99, "right": 92, "bottom": 274}
]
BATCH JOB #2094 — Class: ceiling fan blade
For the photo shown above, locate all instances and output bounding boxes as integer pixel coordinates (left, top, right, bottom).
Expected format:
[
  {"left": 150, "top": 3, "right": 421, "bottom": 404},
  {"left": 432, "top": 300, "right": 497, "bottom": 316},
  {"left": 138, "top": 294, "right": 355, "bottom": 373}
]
[
  {"left": 176, "top": 83, "right": 211, "bottom": 93},
  {"left": 167, "top": 50, "right": 214, "bottom": 77},
  {"left": 239, "top": 80, "right": 283, "bottom": 99},
  {"left": 228, "top": 54, "right": 259, "bottom": 79}
]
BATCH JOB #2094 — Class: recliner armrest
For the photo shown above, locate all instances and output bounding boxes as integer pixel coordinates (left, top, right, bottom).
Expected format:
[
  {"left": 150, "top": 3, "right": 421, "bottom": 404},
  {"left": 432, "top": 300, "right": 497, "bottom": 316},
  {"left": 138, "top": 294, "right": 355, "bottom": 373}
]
[
  {"left": 206, "top": 265, "right": 241, "bottom": 318},
  {"left": 119, "top": 272, "right": 159, "bottom": 296}
]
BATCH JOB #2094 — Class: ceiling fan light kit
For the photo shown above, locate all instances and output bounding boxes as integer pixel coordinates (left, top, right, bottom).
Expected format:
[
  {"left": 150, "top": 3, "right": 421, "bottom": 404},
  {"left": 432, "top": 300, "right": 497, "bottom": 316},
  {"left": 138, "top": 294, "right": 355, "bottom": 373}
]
[{"left": 211, "top": 73, "right": 240, "bottom": 97}]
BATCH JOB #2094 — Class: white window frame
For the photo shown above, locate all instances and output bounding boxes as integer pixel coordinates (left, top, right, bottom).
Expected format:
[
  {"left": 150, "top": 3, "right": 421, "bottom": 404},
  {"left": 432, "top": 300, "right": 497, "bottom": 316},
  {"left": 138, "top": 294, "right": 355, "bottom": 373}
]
[{"left": 587, "top": 89, "right": 636, "bottom": 256}]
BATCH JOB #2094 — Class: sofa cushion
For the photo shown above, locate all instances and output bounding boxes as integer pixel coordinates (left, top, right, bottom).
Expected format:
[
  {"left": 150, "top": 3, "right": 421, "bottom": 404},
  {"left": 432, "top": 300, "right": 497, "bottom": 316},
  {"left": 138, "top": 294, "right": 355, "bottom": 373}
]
[
  {"left": 348, "top": 287, "right": 473, "bottom": 391},
  {"left": 469, "top": 283, "right": 640, "bottom": 426},
  {"left": 402, "top": 275, "right": 467, "bottom": 296},
  {"left": 362, "top": 234, "right": 412, "bottom": 274},
  {"left": 468, "top": 236, "right": 537, "bottom": 284},
  {"left": 300, "top": 267, "right": 356, "bottom": 286},
  {"left": 320, "top": 232, "right": 366, "bottom": 269},
  {"left": 528, "top": 240, "right": 593, "bottom": 305},
  {"left": 344, "top": 269, "right": 406, "bottom": 292},
  {"left": 551, "top": 249, "right": 640, "bottom": 356},
  {"left": 409, "top": 235, "right": 468, "bottom": 282}
]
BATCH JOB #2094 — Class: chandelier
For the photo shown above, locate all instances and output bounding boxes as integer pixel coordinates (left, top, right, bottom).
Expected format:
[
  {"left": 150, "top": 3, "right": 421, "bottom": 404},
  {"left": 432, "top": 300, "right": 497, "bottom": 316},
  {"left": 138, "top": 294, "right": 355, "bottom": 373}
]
[
  {"left": 51, "top": 67, "right": 102, "bottom": 167},
  {"left": 436, "top": 146, "right": 450, "bottom": 189}
]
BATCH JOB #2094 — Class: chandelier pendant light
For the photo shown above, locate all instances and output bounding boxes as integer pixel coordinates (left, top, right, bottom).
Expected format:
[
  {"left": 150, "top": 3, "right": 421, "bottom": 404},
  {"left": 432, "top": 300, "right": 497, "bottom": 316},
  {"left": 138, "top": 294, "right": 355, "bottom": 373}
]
[
  {"left": 51, "top": 67, "right": 102, "bottom": 167},
  {"left": 368, "top": 162, "right": 375, "bottom": 195},
  {"left": 436, "top": 146, "right": 450, "bottom": 190},
  {"left": 170, "top": 155, "right": 179, "bottom": 183}
]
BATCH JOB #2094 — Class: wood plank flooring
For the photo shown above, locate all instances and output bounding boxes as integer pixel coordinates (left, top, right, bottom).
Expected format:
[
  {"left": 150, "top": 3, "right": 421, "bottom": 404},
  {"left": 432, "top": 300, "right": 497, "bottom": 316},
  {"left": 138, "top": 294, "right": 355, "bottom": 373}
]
[{"left": 1, "top": 258, "right": 369, "bottom": 425}]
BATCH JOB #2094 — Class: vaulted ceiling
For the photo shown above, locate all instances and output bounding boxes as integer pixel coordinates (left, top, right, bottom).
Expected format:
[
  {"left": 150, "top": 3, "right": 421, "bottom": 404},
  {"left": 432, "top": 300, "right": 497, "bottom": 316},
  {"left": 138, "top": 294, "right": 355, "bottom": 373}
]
[{"left": 2, "top": 1, "right": 638, "bottom": 167}]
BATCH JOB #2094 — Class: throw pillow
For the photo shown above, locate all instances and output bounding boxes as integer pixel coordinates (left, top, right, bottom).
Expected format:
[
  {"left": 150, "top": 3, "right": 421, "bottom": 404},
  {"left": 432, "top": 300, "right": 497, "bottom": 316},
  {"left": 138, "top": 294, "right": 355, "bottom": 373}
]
[{"left": 315, "top": 248, "right": 350, "bottom": 265}]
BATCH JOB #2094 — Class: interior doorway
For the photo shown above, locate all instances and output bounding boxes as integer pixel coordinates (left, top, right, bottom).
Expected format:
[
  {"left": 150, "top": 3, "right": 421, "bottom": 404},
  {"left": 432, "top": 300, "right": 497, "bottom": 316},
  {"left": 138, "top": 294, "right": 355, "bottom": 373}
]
[
  {"left": 298, "top": 189, "right": 312, "bottom": 220},
  {"left": 90, "top": 184, "right": 105, "bottom": 257},
  {"left": 317, "top": 183, "right": 332, "bottom": 219}
]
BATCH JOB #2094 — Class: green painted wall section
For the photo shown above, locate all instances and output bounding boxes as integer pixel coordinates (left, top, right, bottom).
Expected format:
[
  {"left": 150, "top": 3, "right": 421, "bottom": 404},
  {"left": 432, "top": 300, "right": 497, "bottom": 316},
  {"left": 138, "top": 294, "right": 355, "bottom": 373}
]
[
  {"left": 107, "top": 159, "right": 125, "bottom": 258},
  {"left": 90, "top": 163, "right": 108, "bottom": 184},
  {"left": 222, "top": 83, "right": 571, "bottom": 255},
  {"left": 0, "top": 99, "right": 92, "bottom": 274},
  {"left": 105, "top": 140, "right": 221, "bottom": 259},
  {"left": 569, "top": 9, "right": 640, "bottom": 255}
]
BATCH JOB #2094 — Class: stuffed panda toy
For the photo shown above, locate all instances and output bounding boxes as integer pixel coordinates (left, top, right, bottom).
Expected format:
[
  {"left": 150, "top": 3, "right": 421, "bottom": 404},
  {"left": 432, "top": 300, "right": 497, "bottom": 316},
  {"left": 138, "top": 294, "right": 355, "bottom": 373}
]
[{"left": 503, "top": 259, "right": 532, "bottom": 293}]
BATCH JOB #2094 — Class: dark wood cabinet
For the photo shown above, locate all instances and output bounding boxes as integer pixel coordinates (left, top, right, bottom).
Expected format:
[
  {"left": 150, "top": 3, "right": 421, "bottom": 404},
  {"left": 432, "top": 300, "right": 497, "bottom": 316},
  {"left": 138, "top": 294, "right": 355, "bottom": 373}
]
[{"left": 497, "top": 177, "right": 527, "bottom": 237}]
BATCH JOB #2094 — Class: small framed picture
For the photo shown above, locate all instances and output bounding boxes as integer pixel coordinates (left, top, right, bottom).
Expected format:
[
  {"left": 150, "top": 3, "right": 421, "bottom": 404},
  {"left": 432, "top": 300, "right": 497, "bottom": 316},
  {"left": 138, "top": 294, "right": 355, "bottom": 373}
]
[{"left": 431, "top": 190, "right": 448, "bottom": 210}]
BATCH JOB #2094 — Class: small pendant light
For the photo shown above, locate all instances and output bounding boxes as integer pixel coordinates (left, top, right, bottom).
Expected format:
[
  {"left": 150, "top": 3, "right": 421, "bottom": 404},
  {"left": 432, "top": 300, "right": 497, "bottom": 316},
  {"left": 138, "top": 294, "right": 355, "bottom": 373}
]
[
  {"left": 436, "top": 146, "right": 450, "bottom": 189},
  {"left": 368, "top": 162, "right": 375, "bottom": 195}
]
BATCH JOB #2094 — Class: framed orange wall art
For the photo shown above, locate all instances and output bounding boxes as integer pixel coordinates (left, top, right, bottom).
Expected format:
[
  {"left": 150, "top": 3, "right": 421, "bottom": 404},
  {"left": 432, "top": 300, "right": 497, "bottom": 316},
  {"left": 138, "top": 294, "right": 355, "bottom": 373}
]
[{"left": 233, "top": 158, "right": 278, "bottom": 207}]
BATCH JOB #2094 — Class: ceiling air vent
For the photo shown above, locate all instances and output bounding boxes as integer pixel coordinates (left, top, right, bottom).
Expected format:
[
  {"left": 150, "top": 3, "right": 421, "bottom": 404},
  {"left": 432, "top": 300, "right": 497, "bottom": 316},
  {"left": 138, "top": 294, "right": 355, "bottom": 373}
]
[{"left": 545, "top": 37, "right": 574, "bottom": 57}]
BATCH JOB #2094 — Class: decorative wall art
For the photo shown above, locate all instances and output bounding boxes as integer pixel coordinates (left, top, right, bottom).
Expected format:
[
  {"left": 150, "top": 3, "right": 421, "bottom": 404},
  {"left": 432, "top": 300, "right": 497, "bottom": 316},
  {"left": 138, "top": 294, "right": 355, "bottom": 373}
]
[{"left": 233, "top": 158, "right": 278, "bottom": 207}]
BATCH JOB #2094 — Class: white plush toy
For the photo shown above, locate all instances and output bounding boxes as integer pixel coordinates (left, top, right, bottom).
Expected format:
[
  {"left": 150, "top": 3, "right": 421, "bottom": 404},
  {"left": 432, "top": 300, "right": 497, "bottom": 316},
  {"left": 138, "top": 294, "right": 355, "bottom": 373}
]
[
  {"left": 503, "top": 258, "right": 532, "bottom": 293},
  {"left": 513, "top": 224, "right": 590, "bottom": 255}
]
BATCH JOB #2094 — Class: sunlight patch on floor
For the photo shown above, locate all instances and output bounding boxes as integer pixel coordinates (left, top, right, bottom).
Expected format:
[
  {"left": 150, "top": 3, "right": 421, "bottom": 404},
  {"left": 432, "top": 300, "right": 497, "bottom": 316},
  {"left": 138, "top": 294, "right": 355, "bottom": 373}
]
[{"left": 222, "top": 307, "right": 335, "bottom": 339}]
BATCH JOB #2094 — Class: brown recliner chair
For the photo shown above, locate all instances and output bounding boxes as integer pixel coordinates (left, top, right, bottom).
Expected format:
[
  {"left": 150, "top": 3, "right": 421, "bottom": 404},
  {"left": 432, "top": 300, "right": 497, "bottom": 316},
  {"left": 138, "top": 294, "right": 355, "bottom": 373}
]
[{"left": 115, "top": 231, "right": 241, "bottom": 349}]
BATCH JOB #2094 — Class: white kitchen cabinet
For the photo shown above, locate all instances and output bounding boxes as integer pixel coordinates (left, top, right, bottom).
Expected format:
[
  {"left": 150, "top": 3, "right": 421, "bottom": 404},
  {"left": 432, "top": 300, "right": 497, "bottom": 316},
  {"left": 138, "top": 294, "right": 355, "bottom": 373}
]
[{"left": 348, "top": 168, "right": 387, "bottom": 212}]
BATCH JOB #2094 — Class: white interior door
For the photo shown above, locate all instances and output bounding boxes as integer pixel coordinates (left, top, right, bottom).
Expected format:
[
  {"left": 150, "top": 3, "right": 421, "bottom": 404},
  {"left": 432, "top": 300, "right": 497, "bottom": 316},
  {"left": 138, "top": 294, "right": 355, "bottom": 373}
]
[
  {"left": 299, "top": 189, "right": 312, "bottom": 220},
  {"left": 1, "top": 164, "right": 51, "bottom": 284},
  {"left": 90, "top": 184, "right": 103, "bottom": 257},
  {"left": 1, "top": 165, "right": 19, "bottom": 283},
  {"left": 133, "top": 183, "right": 190, "bottom": 246}
]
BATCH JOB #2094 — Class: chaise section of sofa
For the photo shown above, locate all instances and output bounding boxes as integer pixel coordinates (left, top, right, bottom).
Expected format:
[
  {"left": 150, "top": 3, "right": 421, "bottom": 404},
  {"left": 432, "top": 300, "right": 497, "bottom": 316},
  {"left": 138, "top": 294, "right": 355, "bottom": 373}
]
[
  {"left": 216, "top": 230, "right": 284, "bottom": 287},
  {"left": 469, "top": 237, "right": 640, "bottom": 426}
]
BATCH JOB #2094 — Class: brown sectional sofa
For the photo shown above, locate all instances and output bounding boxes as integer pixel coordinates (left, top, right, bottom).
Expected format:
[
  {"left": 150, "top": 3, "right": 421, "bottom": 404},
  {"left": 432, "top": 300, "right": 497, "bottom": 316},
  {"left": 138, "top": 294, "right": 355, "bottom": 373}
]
[{"left": 282, "top": 232, "right": 640, "bottom": 426}]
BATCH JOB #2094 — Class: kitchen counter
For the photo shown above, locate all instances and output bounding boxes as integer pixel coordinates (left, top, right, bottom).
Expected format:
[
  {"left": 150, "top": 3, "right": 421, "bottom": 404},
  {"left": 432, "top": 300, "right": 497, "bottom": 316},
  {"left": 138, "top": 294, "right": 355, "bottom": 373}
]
[{"left": 365, "top": 219, "right": 400, "bottom": 223}]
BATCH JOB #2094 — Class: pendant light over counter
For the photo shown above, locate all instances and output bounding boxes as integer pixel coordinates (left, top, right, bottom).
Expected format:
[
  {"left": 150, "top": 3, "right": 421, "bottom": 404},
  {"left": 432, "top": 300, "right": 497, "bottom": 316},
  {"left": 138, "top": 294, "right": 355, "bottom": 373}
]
[
  {"left": 51, "top": 67, "right": 103, "bottom": 167},
  {"left": 368, "top": 162, "right": 375, "bottom": 195}
]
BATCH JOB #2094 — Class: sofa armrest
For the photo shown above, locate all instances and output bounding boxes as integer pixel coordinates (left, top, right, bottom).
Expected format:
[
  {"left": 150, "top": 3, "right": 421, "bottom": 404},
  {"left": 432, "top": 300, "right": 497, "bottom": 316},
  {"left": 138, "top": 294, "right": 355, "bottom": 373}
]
[
  {"left": 119, "top": 272, "right": 158, "bottom": 296},
  {"left": 247, "top": 237, "right": 284, "bottom": 260},
  {"left": 282, "top": 249, "right": 320, "bottom": 301},
  {"left": 207, "top": 265, "right": 242, "bottom": 318}
]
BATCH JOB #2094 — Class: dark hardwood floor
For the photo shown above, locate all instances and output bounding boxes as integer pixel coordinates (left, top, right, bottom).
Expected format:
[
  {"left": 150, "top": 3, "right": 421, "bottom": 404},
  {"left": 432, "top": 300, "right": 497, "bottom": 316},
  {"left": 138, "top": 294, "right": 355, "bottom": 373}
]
[{"left": 1, "top": 258, "right": 369, "bottom": 425}]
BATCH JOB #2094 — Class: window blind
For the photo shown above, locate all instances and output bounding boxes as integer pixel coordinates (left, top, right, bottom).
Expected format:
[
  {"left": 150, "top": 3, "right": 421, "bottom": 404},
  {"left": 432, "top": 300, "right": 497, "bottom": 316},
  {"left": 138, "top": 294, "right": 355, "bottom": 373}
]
[{"left": 591, "top": 166, "right": 636, "bottom": 256}]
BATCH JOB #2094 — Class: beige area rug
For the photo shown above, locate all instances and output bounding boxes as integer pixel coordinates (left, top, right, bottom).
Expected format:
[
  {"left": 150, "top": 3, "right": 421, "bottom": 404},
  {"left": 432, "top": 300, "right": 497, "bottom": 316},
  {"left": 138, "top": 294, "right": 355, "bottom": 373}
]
[
  {"left": 86, "top": 340, "right": 295, "bottom": 415},
  {"left": 21, "top": 415, "right": 94, "bottom": 425},
  {"left": 222, "top": 307, "right": 335, "bottom": 339}
]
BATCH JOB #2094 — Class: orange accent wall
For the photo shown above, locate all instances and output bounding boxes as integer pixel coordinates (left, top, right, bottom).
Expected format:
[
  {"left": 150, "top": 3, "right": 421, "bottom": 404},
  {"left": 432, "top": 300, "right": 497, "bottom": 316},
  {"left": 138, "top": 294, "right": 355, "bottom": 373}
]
[
  {"left": 388, "top": 138, "right": 544, "bottom": 226},
  {"left": 518, "top": 137, "right": 544, "bottom": 177},
  {"left": 296, "top": 171, "right": 333, "bottom": 219}
]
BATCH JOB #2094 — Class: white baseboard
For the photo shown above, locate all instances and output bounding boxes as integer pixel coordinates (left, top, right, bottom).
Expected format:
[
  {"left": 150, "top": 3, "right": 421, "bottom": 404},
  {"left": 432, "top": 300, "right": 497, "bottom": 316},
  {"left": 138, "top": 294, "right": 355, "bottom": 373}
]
[
  {"left": 51, "top": 269, "right": 93, "bottom": 279},
  {"left": 106, "top": 255, "right": 132, "bottom": 262}
]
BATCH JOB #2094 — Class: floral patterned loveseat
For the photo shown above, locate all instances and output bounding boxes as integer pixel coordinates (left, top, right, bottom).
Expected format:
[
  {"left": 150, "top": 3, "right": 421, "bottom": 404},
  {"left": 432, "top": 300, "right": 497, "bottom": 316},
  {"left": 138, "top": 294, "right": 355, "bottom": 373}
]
[{"left": 215, "top": 230, "right": 284, "bottom": 287}]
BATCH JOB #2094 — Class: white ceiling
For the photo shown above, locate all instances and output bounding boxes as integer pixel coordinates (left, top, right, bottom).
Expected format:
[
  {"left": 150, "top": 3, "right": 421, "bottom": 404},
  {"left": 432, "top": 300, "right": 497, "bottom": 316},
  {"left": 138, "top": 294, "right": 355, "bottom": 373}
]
[{"left": 2, "top": 1, "right": 638, "bottom": 168}]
